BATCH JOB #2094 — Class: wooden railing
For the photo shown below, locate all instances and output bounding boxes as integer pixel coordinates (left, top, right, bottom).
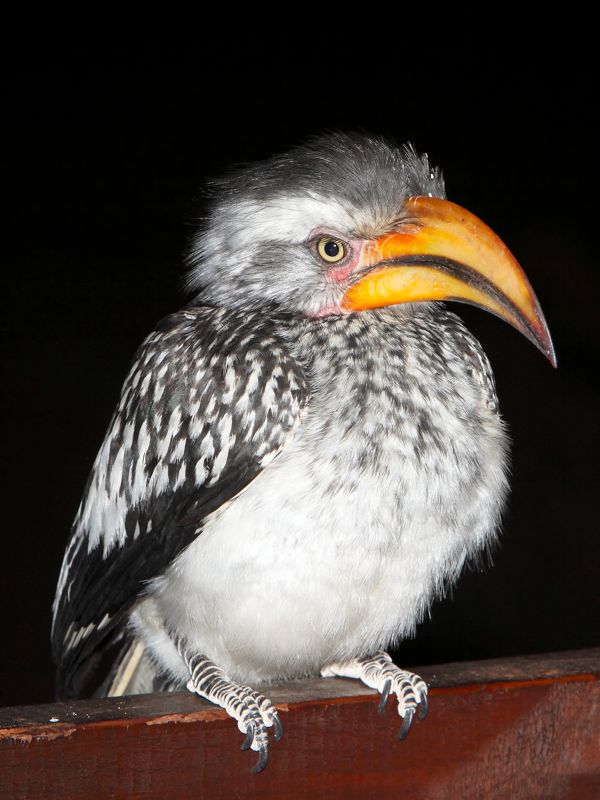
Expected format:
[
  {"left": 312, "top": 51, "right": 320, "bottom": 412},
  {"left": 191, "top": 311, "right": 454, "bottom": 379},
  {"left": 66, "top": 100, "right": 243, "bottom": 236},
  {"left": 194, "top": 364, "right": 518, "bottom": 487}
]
[{"left": 1, "top": 648, "right": 598, "bottom": 799}]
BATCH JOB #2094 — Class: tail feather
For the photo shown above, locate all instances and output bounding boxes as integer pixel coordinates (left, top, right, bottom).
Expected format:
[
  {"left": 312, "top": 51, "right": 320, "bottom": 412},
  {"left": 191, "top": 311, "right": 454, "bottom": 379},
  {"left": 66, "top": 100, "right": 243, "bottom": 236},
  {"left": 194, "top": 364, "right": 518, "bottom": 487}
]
[{"left": 102, "top": 636, "right": 184, "bottom": 696}]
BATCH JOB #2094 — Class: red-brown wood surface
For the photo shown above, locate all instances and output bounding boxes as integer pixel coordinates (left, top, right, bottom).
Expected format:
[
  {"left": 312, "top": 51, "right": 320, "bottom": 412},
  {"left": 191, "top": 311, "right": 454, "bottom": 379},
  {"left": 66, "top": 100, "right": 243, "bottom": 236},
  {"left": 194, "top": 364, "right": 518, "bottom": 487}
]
[{"left": 1, "top": 648, "right": 599, "bottom": 799}]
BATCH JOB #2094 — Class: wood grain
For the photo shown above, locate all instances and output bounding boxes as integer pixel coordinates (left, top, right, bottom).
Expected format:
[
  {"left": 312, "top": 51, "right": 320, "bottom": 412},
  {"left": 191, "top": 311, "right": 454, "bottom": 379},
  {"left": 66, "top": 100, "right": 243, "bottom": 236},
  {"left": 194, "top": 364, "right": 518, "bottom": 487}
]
[{"left": 1, "top": 648, "right": 598, "bottom": 799}]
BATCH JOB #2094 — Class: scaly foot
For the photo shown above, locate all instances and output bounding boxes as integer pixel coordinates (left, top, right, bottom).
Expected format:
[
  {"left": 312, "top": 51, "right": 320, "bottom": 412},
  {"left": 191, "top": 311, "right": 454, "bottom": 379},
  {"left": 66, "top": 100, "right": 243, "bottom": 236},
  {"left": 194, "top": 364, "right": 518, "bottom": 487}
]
[
  {"left": 176, "top": 637, "right": 282, "bottom": 773},
  {"left": 321, "top": 650, "right": 428, "bottom": 740}
]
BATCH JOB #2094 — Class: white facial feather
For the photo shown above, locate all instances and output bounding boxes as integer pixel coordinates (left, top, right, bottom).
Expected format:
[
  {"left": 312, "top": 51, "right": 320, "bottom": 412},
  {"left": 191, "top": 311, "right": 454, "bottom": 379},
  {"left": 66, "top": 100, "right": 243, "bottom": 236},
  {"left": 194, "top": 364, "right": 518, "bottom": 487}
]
[{"left": 186, "top": 194, "right": 357, "bottom": 314}]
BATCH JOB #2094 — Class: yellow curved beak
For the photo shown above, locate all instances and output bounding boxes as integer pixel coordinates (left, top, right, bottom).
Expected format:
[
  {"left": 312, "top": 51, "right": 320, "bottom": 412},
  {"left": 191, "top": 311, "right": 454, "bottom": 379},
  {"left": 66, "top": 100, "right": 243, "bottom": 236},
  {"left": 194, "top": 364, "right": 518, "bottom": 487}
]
[{"left": 341, "top": 196, "right": 556, "bottom": 365}]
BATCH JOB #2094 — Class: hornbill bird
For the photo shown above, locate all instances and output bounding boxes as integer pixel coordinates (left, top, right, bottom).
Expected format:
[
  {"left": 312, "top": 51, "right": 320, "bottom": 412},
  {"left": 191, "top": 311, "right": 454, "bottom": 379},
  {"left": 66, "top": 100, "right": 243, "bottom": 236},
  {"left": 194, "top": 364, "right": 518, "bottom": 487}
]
[{"left": 52, "top": 133, "right": 555, "bottom": 772}]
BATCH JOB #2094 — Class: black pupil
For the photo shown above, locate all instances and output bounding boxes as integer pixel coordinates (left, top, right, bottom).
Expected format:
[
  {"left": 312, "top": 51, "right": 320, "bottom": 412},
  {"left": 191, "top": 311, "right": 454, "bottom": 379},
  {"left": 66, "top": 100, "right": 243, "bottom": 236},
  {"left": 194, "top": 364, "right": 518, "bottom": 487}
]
[{"left": 324, "top": 240, "right": 340, "bottom": 258}]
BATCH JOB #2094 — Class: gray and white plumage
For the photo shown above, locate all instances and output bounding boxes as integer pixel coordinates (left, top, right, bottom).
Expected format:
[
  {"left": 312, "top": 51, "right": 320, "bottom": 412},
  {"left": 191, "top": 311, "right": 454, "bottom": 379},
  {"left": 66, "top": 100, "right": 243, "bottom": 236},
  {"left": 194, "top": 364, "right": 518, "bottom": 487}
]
[{"left": 52, "top": 133, "right": 518, "bottom": 747}]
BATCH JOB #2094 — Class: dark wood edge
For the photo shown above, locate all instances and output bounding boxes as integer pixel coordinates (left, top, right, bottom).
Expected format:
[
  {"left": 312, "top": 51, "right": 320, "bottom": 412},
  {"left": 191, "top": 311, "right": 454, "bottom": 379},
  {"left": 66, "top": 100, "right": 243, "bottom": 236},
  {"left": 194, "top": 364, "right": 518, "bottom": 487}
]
[{"left": 2, "top": 646, "right": 598, "bottom": 734}]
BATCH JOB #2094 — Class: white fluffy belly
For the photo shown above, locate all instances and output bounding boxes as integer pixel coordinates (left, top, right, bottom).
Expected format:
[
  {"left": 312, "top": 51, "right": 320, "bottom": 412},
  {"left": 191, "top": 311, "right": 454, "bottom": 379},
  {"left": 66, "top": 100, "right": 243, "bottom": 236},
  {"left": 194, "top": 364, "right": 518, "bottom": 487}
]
[{"left": 140, "top": 418, "right": 504, "bottom": 685}]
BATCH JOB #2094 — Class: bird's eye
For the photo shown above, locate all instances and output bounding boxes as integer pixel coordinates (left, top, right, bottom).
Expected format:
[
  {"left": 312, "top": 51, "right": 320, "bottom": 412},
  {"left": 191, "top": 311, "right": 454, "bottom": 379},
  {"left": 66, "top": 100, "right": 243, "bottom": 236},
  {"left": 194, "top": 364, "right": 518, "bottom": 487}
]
[{"left": 317, "top": 237, "right": 346, "bottom": 263}]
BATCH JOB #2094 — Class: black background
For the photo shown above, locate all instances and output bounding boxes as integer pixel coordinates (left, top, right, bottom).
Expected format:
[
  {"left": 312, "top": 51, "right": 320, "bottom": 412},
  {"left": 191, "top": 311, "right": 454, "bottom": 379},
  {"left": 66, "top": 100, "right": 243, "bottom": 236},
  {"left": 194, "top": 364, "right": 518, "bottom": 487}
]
[{"left": 2, "top": 39, "right": 598, "bottom": 708}]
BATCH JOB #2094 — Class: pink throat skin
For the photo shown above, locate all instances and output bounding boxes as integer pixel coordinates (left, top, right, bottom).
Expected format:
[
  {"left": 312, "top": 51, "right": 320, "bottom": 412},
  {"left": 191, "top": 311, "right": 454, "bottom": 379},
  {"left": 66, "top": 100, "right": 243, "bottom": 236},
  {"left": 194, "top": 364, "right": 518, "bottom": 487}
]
[
  {"left": 310, "top": 260, "right": 360, "bottom": 318},
  {"left": 311, "top": 304, "right": 344, "bottom": 318}
]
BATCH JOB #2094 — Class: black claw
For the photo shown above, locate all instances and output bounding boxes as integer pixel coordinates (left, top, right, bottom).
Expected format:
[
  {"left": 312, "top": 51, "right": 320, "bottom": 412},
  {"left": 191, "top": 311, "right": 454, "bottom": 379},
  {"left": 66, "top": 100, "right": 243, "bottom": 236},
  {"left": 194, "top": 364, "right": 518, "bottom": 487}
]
[
  {"left": 272, "top": 713, "right": 283, "bottom": 742},
  {"left": 418, "top": 692, "right": 429, "bottom": 721},
  {"left": 397, "top": 708, "right": 414, "bottom": 741},
  {"left": 240, "top": 724, "right": 255, "bottom": 751},
  {"left": 378, "top": 679, "right": 392, "bottom": 714},
  {"left": 251, "top": 746, "right": 269, "bottom": 774}
]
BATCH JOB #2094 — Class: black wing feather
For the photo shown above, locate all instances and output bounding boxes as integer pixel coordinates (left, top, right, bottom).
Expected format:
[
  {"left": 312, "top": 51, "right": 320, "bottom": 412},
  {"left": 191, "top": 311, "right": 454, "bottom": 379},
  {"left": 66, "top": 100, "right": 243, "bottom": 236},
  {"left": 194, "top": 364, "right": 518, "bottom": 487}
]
[{"left": 52, "top": 306, "right": 308, "bottom": 698}]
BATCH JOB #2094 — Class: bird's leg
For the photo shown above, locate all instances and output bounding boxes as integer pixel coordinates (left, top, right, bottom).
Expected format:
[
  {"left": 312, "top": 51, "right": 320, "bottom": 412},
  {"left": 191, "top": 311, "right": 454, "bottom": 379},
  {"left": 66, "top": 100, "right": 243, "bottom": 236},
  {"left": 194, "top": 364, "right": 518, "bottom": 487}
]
[
  {"left": 321, "top": 651, "right": 428, "bottom": 740},
  {"left": 174, "top": 635, "right": 282, "bottom": 773}
]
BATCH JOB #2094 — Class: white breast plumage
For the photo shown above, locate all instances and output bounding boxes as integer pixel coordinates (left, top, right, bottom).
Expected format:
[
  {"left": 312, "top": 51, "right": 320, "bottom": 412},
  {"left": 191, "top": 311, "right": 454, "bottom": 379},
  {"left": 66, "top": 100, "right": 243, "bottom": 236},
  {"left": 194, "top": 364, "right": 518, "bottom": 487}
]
[{"left": 138, "top": 309, "right": 508, "bottom": 685}]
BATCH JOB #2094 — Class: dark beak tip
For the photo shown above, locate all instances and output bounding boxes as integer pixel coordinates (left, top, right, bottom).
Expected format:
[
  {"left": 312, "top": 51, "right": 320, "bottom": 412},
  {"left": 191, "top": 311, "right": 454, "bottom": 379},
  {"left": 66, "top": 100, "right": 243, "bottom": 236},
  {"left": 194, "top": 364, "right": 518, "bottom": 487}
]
[
  {"left": 536, "top": 336, "right": 557, "bottom": 368},
  {"left": 541, "top": 329, "right": 557, "bottom": 369},
  {"left": 530, "top": 306, "right": 556, "bottom": 368},
  {"left": 532, "top": 334, "right": 557, "bottom": 368}
]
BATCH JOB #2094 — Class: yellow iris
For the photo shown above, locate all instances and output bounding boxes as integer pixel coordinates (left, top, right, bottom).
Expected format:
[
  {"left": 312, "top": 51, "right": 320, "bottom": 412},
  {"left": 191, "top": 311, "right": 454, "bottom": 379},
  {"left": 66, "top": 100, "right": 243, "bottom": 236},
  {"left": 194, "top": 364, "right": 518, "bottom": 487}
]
[{"left": 317, "top": 237, "right": 346, "bottom": 263}]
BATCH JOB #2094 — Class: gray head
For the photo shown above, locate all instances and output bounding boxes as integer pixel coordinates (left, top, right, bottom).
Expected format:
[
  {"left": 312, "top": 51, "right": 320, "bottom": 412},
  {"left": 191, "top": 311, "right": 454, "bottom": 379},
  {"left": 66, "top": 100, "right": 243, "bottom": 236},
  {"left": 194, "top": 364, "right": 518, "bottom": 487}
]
[
  {"left": 186, "top": 132, "right": 445, "bottom": 317},
  {"left": 184, "top": 133, "right": 554, "bottom": 364}
]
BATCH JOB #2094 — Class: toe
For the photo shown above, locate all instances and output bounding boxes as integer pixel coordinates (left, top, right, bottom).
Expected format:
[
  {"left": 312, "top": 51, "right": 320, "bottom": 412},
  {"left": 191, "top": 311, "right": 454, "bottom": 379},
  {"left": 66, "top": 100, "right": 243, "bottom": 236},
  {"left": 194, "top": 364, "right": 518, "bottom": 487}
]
[
  {"left": 378, "top": 678, "right": 392, "bottom": 714},
  {"left": 271, "top": 711, "right": 283, "bottom": 741},
  {"left": 240, "top": 722, "right": 255, "bottom": 751},
  {"left": 251, "top": 745, "right": 269, "bottom": 774},
  {"left": 397, "top": 708, "right": 415, "bottom": 741},
  {"left": 418, "top": 690, "right": 429, "bottom": 720}
]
